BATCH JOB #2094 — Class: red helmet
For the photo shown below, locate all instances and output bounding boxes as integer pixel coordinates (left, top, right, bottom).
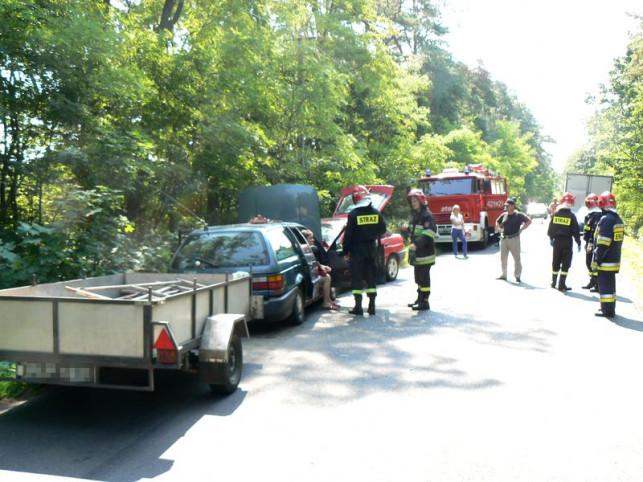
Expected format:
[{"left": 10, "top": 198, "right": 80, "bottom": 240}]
[
  {"left": 407, "top": 188, "right": 427, "bottom": 205},
  {"left": 598, "top": 191, "right": 616, "bottom": 208},
  {"left": 560, "top": 192, "right": 576, "bottom": 205},
  {"left": 584, "top": 193, "right": 599, "bottom": 208},
  {"left": 351, "top": 185, "right": 370, "bottom": 204}
]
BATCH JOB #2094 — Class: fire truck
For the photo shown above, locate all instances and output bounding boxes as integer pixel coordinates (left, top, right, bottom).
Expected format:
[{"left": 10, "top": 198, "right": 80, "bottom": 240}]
[{"left": 417, "top": 165, "right": 508, "bottom": 247}]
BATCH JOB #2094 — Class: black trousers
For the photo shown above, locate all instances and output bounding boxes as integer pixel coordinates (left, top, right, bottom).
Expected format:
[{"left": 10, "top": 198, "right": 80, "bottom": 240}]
[
  {"left": 414, "top": 264, "right": 432, "bottom": 293},
  {"left": 597, "top": 271, "right": 617, "bottom": 315},
  {"left": 552, "top": 237, "right": 572, "bottom": 273},
  {"left": 349, "top": 255, "right": 377, "bottom": 295}
]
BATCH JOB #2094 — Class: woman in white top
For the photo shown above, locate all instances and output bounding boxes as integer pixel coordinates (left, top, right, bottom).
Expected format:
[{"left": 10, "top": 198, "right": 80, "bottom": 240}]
[{"left": 450, "top": 204, "right": 468, "bottom": 258}]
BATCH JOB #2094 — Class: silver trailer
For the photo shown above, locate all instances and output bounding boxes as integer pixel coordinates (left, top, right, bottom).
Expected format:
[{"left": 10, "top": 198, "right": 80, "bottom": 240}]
[{"left": 0, "top": 272, "right": 253, "bottom": 394}]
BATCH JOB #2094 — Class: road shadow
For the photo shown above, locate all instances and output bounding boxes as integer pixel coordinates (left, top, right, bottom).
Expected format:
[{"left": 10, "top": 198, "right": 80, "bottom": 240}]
[
  {"left": 0, "top": 371, "right": 246, "bottom": 481},
  {"left": 611, "top": 315, "right": 643, "bottom": 332}
]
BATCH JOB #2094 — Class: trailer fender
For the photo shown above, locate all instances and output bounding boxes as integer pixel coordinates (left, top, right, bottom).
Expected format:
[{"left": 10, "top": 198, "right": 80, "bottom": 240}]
[{"left": 199, "top": 314, "right": 249, "bottom": 364}]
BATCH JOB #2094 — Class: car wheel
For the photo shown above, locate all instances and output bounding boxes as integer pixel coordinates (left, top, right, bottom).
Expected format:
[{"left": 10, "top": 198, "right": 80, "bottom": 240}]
[
  {"left": 288, "top": 287, "right": 305, "bottom": 325},
  {"left": 209, "top": 333, "right": 243, "bottom": 395},
  {"left": 385, "top": 254, "right": 399, "bottom": 281}
]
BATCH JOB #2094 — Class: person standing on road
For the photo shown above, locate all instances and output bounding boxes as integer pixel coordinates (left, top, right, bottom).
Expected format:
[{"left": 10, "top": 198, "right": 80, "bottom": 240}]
[
  {"left": 592, "top": 191, "right": 624, "bottom": 319},
  {"left": 548, "top": 198, "right": 559, "bottom": 218},
  {"left": 581, "top": 193, "right": 602, "bottom": 291},
  {"left": 495, "top": 199, "right": 532, "bottom": 283},
  {"left": 450, "top": 204, "right": 468, "bottom": 258},
  {"left": 401, "top": 189, "right": 436, "bottom": 311},
  {"left": 343, "top": 185, "right": 386, "bottom": 316},
  {"left": 547, "top": 192, "right": 582, "bottom": 291}
]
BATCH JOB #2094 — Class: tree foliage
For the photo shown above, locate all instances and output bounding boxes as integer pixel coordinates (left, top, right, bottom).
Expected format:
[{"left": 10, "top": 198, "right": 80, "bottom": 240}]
[
  {"left": 1, "top": 0, "right": 565, "bottom": 287},
  {"left": 569, "top": 20, "right": 643, "bottom": 236}
]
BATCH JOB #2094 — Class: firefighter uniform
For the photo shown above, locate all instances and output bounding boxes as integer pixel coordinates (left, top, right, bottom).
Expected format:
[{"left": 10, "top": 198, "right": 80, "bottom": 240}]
[
  {"left": 582, "top": 207, "right": 602, "bottom": 290},
  {"left": 547, "top": 206, "right": 581, "bottom": 291},
  {"left": 407, "top": 204, "right": 437, "bottom": 310},
  {"left": 592, "top": 209, "right": 624, "bottom": 318},
  {"left": 343, "top": 203, "right": 386, "bottom": 315}
]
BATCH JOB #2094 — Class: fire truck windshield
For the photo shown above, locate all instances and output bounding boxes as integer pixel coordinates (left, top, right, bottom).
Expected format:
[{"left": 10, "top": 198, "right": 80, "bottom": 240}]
[{"left": 419, "top": 178, "right": 476, "bottom": 196}]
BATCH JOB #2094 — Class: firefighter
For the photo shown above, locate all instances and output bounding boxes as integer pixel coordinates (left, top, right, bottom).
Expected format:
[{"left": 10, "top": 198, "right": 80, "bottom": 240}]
[
  {"left": 547, "top": 192, "right": 581, "bottom": 291},
  {"left": 401, "top": 189, "right": 436, "bottom": 311},
  {"left": 581, "top": 193, "right": 602, "bottom": 291},
  {"left": 592, "top": 191, "right": 624, "bottom": 318},
  {"left": 343, "top": 185, "right": 386, "bottom": 316}
]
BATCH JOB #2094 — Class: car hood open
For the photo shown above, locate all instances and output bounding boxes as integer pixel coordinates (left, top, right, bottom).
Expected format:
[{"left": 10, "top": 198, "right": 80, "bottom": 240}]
[{"left": 331, "top": 185, "right": 394, "bottom": 219}]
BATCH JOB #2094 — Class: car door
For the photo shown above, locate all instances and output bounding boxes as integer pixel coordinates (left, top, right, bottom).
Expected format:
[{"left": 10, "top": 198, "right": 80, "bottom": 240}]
[{"left": 286, "top": 225, "right": 322, "bottom": 301}]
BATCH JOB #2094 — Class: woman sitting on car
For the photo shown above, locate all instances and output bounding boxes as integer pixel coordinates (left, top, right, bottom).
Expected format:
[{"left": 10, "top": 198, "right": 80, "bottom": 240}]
[{"left": 302, "top": 229, "right": 339, "bottom": 310}]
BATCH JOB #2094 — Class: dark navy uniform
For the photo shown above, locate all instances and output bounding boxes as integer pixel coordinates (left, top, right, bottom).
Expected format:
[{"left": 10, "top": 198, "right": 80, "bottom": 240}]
[
  {"left": 547, "top": 207, "right": 581, "bottom": 290},
  {"left": 343, "top": 203, "right": 386, "bottom": 314},
  {"left": 592, "top": 209, "right": 624, "bottom": 317},
  {"left": 407, "top": 205, "right": 436, "bottom": 309},
  {"left": 582, "top": 208, "right": 602, "bottom": 288}
]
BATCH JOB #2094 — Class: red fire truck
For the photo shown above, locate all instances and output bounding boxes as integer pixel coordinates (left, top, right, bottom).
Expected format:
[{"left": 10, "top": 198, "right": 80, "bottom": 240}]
[{"left": 417, "top": 165, "right": 508, "bottom": 247}]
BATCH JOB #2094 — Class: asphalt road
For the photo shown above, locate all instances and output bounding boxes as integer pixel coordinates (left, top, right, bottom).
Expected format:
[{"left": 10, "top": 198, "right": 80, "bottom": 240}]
[{"left": 1, "top": 221, "right": 642, "bottom": 482}]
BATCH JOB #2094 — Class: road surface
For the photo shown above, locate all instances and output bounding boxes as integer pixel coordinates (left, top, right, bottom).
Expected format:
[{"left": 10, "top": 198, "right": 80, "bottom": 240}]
[{"left": 0, "top": 221, "right": 641, "bottom": 481}]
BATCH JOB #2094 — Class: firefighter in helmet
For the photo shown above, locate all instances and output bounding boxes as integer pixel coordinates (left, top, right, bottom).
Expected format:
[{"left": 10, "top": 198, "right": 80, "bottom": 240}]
[
  {"left": 581, "top": 193, "right": 602, "bottom": 291},
  {"left": 592, "top": 191, "right": 624, "bottom": 318},
  {"left": 401, "top": 189, "right": 436, "bottom": 311},
  {"left": 547, "top": 192, "right": 581, "bottom": 291},
  {"left": 343, "top": 185, "right": 386, "bottom": 316}
]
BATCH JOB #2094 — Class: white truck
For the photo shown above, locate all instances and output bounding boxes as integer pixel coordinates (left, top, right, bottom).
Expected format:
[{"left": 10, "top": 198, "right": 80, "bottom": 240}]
[
  {"left": 0, "top": 272, "right": 253, "bottom": 394},
  {"left": 565, "top": 173, "right": 613, "bottom": 214}
]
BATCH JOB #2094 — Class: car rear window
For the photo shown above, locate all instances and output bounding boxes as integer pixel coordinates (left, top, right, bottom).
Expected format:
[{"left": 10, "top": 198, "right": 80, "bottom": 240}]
[{"left": 171, "top": 231, "right": 270, "bottom": 269}]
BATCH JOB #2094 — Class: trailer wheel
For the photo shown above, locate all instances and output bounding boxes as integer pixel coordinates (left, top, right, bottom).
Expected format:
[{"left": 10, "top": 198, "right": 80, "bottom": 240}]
[
  {"left": 288, "top": 287, "right": 305, "bottom": 325},
  {"left": 209, "top": 333, "right": 243, "bottom": 395}
]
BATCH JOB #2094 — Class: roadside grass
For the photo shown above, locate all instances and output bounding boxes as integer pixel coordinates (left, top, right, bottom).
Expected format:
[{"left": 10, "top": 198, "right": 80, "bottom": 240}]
[
  {"left": 0, "top": 362, "right": 42, "bottom": 401},
  {"left": 621, "top": 234, "right": 643, "bottom": 311}
]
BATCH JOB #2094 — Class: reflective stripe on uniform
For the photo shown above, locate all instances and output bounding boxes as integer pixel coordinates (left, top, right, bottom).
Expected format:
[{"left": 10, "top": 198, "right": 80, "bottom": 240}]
[
  {"left": 422, "top": 229, "right": 436, "bottom": 238},
  {"left": 365, "top": 288, "right": 377, "bottom": 294},
  {"left": 597, "top": 262, "right": 620, "bottom": 271},
  {"left": 415, "top": 254, "right": 436, "bottom": 265},
  {"left": 352, "top": 289, "right": 363, "bottom": 295},
  {"left": 596, "top": 235, "right": 612, "bottom": 246},
  {"left": 419, "top": 286, "right": 431, "bottom": 292},
  {"left": 600, "top": 293, "right": 616, "bottom": 303}
]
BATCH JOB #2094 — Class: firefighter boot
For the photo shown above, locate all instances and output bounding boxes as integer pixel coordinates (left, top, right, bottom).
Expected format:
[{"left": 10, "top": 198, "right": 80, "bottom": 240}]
[
  {"left": 349, "top": 294, "right": 364, "bottom": 316},
  {"left": 582, "top": 277, "right": 596, "bottom": 290},
  {"left": 412, "top": 292, "right": 430, "bottom": 311},
  {"left": 558, "top": 274, "right": 571, "bottom": 292},
  {"left": 551, "top": 272, "right": 558, "bottom": 289},
  {"left": 407, "top": 289, "right": 420, "bottom": 308},
  {"left": 367, "top": 293, "right": 376, "bottom": 315}
]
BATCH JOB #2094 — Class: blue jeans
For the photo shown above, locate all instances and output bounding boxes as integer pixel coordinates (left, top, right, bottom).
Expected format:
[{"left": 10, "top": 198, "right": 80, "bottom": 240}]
[{"left": 451, "top": 229, "right": 467, "bottom": 255}]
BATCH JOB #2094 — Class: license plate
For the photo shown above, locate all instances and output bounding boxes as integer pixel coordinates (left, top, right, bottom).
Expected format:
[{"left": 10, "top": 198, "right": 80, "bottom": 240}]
[{"left": 17, "top": 362, "right": 95, "bottom": 383}]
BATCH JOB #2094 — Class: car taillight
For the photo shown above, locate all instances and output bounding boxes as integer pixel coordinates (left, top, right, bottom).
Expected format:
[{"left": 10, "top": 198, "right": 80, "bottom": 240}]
[
  {"left": 253, "top": 274, "right": 284, "bottom": 295},
  {"left": 154, "top": 327, "right": 178, "bottom": 364}
]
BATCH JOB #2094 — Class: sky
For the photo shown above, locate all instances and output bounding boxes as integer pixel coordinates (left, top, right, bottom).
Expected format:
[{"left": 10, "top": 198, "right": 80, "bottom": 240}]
[{"left": 440, "top": 0, "right": 642, "bottom": 172}]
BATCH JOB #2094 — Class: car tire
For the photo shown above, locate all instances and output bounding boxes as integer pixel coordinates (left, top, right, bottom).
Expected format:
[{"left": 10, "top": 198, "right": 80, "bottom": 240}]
[
  {"left": 209, "top": 333, "right": 243, "bottom": 395},
  {"left": 385, "top": 254, "right": 399, "bottom": 281},
  {"left": 288, "top": 287, "right": 305, "bottom": 325}
]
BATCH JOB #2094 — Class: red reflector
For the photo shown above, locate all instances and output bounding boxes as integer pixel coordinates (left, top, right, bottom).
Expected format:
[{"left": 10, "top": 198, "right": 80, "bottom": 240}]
[
  {"left": 154, "top": 328, "right": 174, "bottom": 350},
  {"left": 154, "top": 328, "right": 177, "bottom": 364}
]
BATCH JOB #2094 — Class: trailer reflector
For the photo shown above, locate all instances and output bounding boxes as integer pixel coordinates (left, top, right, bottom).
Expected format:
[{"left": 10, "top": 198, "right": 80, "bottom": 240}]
[{"left": 154, "top": 328, "right": 178, "bottom": 364}]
